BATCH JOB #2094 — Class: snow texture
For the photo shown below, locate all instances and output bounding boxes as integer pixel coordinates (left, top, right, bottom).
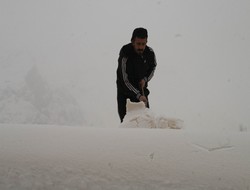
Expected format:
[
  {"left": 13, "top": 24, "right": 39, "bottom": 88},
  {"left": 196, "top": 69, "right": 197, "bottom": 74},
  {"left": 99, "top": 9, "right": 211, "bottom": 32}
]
[
  {"left": 121, "top": 99, "right": 183, "bottom": 129},
  {"left": 0, "top": 124, "right": 249, "bottom": 190}
]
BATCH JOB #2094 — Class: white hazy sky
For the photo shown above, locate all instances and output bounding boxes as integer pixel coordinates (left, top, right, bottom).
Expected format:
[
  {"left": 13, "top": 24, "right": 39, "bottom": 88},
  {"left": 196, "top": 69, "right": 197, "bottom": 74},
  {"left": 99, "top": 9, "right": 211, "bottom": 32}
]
[{"left": 0, "top": 0, "right": 250, "bottom": 128}]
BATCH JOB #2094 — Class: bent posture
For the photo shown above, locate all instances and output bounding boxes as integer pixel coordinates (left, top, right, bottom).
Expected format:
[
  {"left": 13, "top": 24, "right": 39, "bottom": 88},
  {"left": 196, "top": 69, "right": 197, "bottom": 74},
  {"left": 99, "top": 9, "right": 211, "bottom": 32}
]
[{"left": 116, "top": 27, "right": 157, "bottom": 122}]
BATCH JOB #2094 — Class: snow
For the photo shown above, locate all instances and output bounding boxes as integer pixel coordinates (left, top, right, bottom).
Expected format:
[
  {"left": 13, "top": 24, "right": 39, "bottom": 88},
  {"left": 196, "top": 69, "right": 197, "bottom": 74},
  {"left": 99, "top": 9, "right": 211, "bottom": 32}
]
[
  {"left": 121, "top": 99, "right": 183, "bottom": 129},
  {"left": 0, "top": 65, "right": 84, "bottom": 125},
  {"left": 0, "top": 124, "right": 249, "bottom": 190},
  {"left": 1, "top": 0, "right": 250, "bottom": 189}
]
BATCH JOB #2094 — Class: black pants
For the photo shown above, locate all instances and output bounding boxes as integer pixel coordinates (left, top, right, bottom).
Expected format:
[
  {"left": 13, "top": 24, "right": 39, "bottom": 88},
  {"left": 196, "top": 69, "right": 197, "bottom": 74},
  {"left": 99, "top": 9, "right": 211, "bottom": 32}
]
[{"left": 117, "top": 91, "right": 149, "bottom": 123}]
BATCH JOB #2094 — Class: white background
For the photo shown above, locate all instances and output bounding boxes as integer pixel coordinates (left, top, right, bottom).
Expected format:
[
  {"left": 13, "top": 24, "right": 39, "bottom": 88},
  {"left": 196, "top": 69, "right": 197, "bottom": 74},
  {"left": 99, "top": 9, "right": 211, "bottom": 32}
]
[{"left": 0, "top": 0, "right": 250, "bottom": 128}]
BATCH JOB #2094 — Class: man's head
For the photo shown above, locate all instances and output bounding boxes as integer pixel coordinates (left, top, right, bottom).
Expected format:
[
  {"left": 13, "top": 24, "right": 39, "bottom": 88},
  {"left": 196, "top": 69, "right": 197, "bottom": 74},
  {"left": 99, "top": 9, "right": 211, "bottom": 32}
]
[{"left": 131, "top": 27, "right": 148, "bottom": 55}]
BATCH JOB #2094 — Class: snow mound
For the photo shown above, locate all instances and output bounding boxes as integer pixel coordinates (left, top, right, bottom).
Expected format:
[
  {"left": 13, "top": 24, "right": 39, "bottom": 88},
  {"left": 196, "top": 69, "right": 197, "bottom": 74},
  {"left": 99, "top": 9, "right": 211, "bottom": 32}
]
[{"left": 120, "top": 99, "right": 183, "bottom": 129}]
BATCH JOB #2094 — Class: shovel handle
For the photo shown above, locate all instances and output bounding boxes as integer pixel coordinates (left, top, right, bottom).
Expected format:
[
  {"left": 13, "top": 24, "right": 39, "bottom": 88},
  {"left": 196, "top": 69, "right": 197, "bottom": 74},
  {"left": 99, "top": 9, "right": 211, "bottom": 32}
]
[{"left": 141, "top": 86, "right": 145, "bottom": 96}]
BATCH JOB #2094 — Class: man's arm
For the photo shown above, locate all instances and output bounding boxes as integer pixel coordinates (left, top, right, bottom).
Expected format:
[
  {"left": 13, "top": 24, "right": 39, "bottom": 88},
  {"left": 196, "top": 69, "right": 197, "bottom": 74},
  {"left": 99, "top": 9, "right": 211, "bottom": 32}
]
[
  {"left": 118, "top": 50, "right": 142, "bottom": 100},
  {"left": 144, "top": 48, "right": 157, "bottom": 82}
]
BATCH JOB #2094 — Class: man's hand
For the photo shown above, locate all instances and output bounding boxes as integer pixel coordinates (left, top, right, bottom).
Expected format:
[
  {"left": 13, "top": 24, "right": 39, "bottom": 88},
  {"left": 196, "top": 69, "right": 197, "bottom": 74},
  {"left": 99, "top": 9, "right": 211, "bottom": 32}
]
[{"left": 139, "top": 95, "right": 148, "bottom": 106}]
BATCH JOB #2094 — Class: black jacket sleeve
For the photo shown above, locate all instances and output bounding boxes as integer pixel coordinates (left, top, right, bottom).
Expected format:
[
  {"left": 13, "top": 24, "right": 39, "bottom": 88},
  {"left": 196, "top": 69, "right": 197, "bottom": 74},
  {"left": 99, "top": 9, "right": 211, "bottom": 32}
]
[
  {"left": 117, "top": 49, "right": 142, "bottom": 100},
  {"left": 144, "top": 47, "right": 157, "bottom": 82}
]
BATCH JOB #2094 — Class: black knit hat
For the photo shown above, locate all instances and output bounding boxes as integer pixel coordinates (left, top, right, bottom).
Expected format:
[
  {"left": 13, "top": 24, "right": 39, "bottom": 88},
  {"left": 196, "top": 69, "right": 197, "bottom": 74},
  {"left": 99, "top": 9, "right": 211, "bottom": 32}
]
[{"left": 131, "top": 27, "right": 148, "bottom": 41}]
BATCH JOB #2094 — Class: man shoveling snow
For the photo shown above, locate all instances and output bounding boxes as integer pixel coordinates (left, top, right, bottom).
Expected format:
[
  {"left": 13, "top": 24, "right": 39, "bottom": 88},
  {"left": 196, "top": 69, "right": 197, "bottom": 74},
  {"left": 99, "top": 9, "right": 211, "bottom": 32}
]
[{"left": 116, "top": 27, "right": 157, "bottom": 122}]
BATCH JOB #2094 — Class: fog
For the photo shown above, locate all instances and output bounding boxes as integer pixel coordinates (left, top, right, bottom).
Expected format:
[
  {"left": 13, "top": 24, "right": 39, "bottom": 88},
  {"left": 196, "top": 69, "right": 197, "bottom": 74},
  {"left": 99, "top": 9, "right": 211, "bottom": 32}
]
[{"left": 0, "top": 0, "right": 250, "bottom": 129}]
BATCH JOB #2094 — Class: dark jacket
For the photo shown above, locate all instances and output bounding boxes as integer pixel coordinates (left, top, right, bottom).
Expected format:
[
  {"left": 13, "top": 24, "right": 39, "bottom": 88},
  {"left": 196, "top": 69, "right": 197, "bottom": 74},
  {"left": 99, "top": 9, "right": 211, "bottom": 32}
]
[{"left": 116, "top": 43, "right": 157, "bottom": 100}]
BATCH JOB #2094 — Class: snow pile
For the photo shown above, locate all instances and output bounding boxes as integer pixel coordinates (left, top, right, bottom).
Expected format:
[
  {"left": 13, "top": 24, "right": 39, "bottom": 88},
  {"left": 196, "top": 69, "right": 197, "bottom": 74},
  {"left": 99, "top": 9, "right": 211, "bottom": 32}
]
[
  {"left": 0, "top": 66, "right": 84, "bottom": 125},
  {"left": 120, "top": 99, "right": 183, "bottom": 129}
]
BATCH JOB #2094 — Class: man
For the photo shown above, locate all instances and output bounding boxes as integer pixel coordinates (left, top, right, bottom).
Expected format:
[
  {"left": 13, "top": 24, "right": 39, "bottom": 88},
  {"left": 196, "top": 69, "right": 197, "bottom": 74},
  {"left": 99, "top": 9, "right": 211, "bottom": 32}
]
[{"left": 116, "top": 27, "right": 157, "bottom": 122}]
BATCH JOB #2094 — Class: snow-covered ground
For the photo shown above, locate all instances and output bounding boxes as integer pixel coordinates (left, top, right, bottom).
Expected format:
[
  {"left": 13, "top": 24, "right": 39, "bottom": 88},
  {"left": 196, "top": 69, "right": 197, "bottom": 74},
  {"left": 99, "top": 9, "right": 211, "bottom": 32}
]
[
  {"left": 1, "top": 0, "right": 250, "bottom": 189},
  {"left": 0, "top": 124, "right": 249, "bottom": 190}
]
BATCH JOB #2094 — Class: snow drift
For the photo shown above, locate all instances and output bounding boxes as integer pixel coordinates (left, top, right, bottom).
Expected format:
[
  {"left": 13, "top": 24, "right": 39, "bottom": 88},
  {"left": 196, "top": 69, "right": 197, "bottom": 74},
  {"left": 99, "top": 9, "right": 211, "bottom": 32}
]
[{"left": 0, "top": 124, "right": 249, "bottom": 190}]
